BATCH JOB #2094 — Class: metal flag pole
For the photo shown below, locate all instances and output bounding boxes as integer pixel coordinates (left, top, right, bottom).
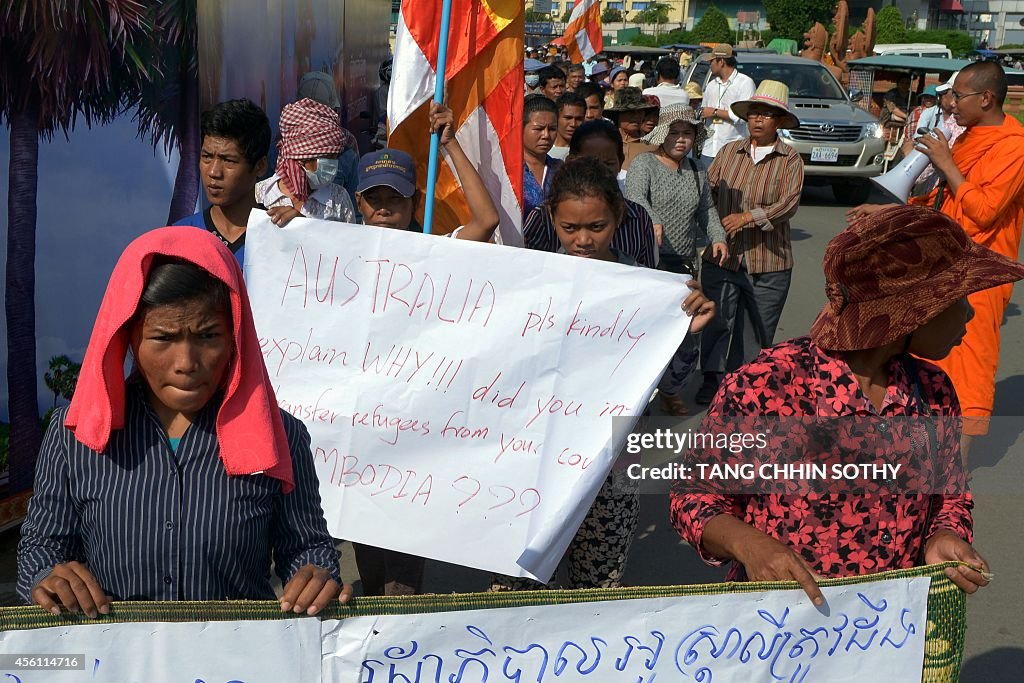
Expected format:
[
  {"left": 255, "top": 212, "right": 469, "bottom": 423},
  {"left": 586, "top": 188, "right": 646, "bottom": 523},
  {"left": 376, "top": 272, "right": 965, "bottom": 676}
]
[{"left": 422, "top": 0, "right": 454, "bottom": 235}]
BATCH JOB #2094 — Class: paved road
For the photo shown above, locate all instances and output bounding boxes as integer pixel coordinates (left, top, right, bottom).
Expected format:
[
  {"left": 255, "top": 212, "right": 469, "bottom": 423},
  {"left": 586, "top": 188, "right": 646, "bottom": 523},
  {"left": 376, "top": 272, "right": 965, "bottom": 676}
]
[{"left": 1, "top": 186, "right": 1021, "bottom": 679}]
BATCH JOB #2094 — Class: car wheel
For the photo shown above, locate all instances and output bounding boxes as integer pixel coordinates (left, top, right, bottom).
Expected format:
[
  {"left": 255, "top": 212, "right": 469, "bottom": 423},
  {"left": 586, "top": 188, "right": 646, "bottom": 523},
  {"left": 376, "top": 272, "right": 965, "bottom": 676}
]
[{"left": 831, "top": 180, "right": 871, "bottom": 205}]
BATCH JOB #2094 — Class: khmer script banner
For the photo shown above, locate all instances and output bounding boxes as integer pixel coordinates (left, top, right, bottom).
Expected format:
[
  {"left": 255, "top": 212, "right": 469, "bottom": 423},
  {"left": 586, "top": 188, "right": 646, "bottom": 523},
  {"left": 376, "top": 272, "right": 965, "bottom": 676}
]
[{"left": 0, "top": 577, "right": 930, "bottom": 681}]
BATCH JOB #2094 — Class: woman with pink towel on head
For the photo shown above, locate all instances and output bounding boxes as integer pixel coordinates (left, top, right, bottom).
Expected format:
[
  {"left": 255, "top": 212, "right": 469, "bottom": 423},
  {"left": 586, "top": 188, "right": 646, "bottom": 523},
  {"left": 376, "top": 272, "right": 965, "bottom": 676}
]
[{"left": 17, "top": 227, "right": 349, "bottom": 618}]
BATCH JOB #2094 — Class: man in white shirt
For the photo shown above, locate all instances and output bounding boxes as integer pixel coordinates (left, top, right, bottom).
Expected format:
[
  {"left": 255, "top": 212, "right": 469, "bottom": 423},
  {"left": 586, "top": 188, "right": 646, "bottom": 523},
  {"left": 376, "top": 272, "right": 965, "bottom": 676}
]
[
  {"left": 698, "top": 44, "right": 756, "bottom": 166},
  {"left": 643, "top": 57, "right": 690, "bottom": 108}
]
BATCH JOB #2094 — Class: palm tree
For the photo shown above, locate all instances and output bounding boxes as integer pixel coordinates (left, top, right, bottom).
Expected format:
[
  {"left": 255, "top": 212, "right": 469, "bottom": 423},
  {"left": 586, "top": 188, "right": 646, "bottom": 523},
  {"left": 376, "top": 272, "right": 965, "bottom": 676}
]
[
  {"left": 132, "top": 0, "right": 201, "bottom": 224},
  {"left": 0, "top": 0, "right": 152, "bottom": 492}
]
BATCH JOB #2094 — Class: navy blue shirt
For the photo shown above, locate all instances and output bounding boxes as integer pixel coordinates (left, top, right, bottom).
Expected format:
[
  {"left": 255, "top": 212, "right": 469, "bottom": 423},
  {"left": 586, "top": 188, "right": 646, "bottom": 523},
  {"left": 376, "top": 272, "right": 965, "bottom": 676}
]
[
  {"left": 17, "top": 383, "right": 340, "bottom": 602},
  {"left": 174, "top": 209, "right": 246, "bottom": 268}
]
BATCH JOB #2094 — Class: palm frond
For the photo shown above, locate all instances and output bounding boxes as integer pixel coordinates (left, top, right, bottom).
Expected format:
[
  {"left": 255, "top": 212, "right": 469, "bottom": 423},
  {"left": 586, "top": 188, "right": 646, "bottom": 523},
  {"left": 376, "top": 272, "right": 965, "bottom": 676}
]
[{"left": 0, "top": 0, "right": 156, "bottom": 136}]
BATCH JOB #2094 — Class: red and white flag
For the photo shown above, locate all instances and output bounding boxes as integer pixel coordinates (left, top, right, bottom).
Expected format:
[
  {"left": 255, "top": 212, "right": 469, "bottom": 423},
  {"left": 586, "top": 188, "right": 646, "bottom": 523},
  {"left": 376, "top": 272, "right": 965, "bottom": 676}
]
[
  {"left": 388, "top": 0, "right": 524, "bottom": 245},
  {"left": 562, "top": 0, "right": 603, "bottom": 63}
]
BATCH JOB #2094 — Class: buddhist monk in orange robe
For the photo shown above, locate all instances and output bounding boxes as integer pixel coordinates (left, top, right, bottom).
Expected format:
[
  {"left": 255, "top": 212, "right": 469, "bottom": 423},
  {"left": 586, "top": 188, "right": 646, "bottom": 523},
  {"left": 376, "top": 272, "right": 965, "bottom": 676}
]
[{"left": 849, "top": 61, "right": 1024, "bottom": 463}]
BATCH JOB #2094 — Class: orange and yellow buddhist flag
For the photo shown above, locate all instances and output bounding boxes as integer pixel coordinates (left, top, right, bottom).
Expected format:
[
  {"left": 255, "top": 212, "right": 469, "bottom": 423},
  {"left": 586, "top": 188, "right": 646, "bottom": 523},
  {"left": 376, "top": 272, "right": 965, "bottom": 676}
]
[
  {"left": 562, "top": 0, "right": 603, "bottom": 64},
  {"left": 389, "top": 0, "right": 524, "bottom": 245}
]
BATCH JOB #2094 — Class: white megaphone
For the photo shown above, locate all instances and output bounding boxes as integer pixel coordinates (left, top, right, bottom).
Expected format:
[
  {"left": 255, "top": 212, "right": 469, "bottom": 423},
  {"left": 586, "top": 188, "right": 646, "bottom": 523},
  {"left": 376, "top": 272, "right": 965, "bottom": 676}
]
[{"left": 871, "top": 128, "right": 948, "bottom": 203}]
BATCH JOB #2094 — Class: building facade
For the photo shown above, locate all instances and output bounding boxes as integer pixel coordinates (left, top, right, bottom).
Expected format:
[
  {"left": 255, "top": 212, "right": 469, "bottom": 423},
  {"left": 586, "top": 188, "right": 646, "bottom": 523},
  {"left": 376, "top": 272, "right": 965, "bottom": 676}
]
[
  {"left": 962, "top": 1, "right": 1024, "bottom": 47},
  {"left": 528, "top": 1, "right": 690, "bottom": 25},
  {"left": 524, "top": 1, "right": 1024, "bottom": 49}
]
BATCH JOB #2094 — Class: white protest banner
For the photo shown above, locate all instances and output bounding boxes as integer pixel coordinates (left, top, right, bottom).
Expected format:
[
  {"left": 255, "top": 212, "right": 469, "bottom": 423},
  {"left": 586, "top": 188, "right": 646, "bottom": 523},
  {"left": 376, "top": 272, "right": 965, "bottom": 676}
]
[
  {"left": 0, "top": 617, "right": 321, "bottom": 681},
  {"left": 0, "top": 577, "right": 931, "bottom": 681},
  {"left": 244, "top": 212, "right": 691, "bottom": 580},
  {"left": 323, "top": 578, "right": 930, "bottom": 682}
]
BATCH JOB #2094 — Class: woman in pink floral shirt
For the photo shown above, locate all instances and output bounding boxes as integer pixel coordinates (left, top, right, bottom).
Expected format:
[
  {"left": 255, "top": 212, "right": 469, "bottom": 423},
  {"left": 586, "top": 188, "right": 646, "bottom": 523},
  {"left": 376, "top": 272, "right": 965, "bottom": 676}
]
[{"left": 671, "top": 206, "right": 1024, "bottom": 604}]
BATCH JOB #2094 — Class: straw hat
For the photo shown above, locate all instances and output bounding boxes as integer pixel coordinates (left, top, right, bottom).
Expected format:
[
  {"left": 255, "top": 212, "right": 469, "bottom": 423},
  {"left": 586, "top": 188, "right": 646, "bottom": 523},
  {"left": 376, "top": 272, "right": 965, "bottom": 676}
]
[
  {"left": 606, "top": 87, "right": 660, "bottom": 112},
  {"left": 643, "top": 104, "right": 705, "bottom": 147},
  {"left": 730, "top": 80, "right": 800, "bottom": 129},
  {"left": 685, "top": 81, "right": 704, "bottom": 101},
  {"left": 810, "top": 206, "right": 1024, "bottom": 351},
  {"left": 628, "top": 72, "right": 646, "bottom": 88}
]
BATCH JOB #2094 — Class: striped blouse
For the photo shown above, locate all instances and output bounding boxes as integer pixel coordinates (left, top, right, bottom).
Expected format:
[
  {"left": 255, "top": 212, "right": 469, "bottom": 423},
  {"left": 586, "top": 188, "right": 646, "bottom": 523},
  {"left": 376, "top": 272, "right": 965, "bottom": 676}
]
[
  {"left": 702, "top": 138, "right": 804, "bottom": 274},
  {"left": 523, "top": 199, "right": 659, "bottom": 268},
  {"left": 17, "top": 382, "right": 340, "bottom": 602}
]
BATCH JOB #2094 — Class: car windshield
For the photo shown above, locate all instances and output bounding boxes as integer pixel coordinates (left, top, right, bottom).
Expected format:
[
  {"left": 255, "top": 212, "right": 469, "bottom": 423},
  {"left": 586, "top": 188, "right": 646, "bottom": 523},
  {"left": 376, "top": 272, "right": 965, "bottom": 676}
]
[{"left": 736, "top": 62, "right": 848, "bottom": 100}]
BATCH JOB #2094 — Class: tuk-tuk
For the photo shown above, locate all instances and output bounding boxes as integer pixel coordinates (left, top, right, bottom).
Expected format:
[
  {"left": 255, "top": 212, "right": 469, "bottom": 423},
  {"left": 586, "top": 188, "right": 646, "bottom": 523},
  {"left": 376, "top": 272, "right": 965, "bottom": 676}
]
[{"left": 847, "top": 55, "right": 973, "bottom": 167}]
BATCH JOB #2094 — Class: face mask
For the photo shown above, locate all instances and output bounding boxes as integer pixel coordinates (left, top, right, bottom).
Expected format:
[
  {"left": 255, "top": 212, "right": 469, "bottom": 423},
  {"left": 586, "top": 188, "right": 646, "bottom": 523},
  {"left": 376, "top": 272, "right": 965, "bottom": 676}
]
[
  {"left": 525, "top": 74, "right": 539, "bottom": 88},
  {"left": 305, "top": 157, "right": 339, "bottom": 189}
]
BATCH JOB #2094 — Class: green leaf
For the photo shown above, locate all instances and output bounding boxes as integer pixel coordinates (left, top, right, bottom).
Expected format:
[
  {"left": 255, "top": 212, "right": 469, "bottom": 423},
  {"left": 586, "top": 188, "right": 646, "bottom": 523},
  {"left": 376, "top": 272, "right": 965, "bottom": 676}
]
[
  {"left": 875, "top": 6, "right": 908, "bottom": 45},
  {"left": 692, "top": 5, "right": 733, "bottom": 45}
]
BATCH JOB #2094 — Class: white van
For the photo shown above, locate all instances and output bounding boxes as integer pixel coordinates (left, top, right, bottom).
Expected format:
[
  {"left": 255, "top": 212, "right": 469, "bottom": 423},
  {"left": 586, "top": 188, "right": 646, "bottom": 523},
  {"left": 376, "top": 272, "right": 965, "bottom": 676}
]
[{"left": 873, "top": 43, "right": 953, "bottom": 59}]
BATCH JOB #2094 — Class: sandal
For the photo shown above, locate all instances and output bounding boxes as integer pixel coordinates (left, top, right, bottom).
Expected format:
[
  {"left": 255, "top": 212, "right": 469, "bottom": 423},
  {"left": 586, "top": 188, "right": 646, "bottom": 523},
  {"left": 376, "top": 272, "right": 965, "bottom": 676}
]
[{"left": 659, "top": 392, "right": 689, "bottom": 416}]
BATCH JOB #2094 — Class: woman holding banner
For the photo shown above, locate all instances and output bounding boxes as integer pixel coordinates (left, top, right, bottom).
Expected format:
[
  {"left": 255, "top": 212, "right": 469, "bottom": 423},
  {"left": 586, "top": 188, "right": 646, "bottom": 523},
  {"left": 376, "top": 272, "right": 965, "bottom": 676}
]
[
  {"left": 17, "top": 228, "right": 348, "bottom": 617},
  {"left": 671, "top": 206, "right": 1013, "bottom": 603},
  {"left": 492, "top": 157, "right": 716, "bottom": 591}
]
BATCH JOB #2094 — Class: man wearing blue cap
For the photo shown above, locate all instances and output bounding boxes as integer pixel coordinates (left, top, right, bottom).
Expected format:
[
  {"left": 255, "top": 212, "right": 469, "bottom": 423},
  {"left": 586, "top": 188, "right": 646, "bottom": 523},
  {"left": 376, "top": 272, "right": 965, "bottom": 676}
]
[
  {"left": 355, "top": 104, "right": 499, "bottom": 243},
  {"left": 349, "top": 105, "right": 498, "bottom": 596}
]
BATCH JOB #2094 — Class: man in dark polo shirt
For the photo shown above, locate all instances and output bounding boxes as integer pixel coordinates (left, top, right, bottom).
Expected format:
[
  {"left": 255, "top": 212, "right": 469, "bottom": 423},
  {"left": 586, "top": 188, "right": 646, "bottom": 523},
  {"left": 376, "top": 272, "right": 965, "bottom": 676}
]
[{"left": 174, "top": 99, "right": 271, "bottom": 267}]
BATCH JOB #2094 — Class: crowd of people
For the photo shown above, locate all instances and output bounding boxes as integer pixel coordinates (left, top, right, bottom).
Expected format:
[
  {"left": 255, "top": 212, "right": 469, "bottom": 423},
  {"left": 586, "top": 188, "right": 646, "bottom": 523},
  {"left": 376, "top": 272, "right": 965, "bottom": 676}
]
[{"left": 16, "top": 47, "right": 1024, "bottom": 616}]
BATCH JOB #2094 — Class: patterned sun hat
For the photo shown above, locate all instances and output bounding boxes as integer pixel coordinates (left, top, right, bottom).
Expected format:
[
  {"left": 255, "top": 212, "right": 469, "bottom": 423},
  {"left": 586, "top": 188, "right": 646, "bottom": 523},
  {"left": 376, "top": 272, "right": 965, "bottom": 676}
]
[
  {"left": 606, "top": 87, "right": 660, "bottom": 112},
  {"left": 643, "top": 104, "right": 705, "bottom": 147},
  {"left": 810, "top": 206, "right": 1024, "bottom": 351}
]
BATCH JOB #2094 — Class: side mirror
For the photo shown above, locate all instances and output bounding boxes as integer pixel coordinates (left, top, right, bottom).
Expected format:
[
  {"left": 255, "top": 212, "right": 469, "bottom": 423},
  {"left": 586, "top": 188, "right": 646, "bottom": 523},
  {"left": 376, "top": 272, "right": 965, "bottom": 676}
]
[{"left": 848, "top": 88, "right": 864, "bottom": 102}]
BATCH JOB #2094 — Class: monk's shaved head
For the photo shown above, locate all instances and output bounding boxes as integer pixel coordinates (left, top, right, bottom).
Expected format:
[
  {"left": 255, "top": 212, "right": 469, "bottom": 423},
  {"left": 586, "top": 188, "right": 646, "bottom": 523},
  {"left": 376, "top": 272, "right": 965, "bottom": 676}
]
[{"left": 960, "top": 61, "right": 1008, "bottom": 105}]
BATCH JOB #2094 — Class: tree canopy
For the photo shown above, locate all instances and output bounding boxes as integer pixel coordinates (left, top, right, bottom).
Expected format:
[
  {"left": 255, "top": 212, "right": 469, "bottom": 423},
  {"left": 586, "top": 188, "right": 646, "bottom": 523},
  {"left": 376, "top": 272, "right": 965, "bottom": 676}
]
[
  {"left": 875, "top": 6, "right": 908, "bottom": 44},
  {"left": 907, "top": 29, "right": 974, "bottom": 57},
  {"left": 601, "top": 8, "right": 623, "bottom": 23},
  {"left": 691, "top": 5, "right": 732, "bottom": 45},
  {"left": 762, "top": 0, "right": 834, "bottom": 43},
  {"left": 635, "top": 3, "right": 671, "bottom": 26}
]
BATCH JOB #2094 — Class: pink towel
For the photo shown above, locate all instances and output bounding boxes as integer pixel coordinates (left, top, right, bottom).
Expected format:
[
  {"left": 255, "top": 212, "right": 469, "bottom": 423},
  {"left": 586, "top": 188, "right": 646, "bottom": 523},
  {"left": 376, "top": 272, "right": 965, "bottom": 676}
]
[{"left": 65, "top": 226, "right": 295, "bottom": 493}]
